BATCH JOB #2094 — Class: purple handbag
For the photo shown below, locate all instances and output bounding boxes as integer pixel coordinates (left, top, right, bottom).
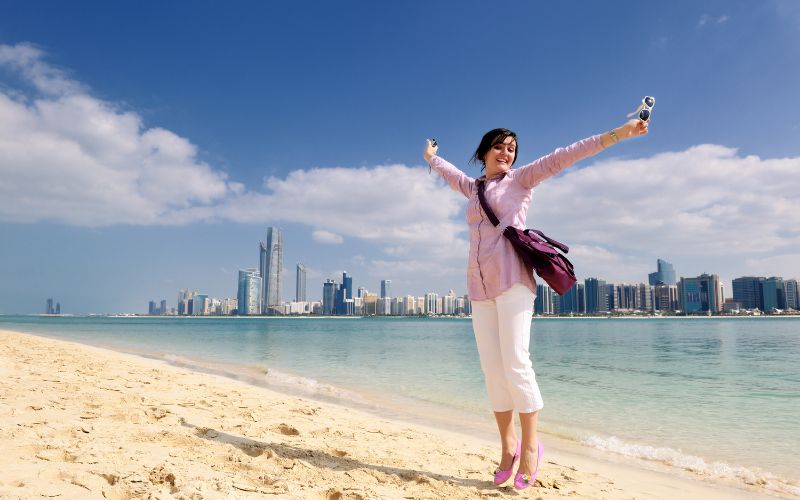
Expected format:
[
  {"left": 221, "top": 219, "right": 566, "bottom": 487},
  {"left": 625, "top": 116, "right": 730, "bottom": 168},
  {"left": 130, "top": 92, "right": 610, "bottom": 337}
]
[{"left": 477, "top": 180, "right": 577, "bottom": 295}]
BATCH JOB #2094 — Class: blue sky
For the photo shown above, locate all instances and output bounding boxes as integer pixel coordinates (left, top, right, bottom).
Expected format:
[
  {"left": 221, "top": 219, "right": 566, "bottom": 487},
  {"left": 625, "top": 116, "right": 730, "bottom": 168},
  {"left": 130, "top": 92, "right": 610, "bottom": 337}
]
[{"left": 1, "top": 1, "right": 799, "bottom": 313}]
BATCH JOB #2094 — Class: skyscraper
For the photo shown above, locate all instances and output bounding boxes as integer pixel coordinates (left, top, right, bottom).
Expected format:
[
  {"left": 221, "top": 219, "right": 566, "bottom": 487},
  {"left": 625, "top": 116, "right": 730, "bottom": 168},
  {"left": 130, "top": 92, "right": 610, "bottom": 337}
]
[
  {"left": 323, "top": 279, "right": 338, "bottom": 315},
  {"left": 786, "top": 279, "right": 799, "bottom": 310},
  {"left": 762, "top": 277, "right": 786, "bottom": 311},
  {"left": 335, "top": 271, "right": 353, "bottom": 315},
  {"left": 380, "top": 279, "right": 392, "bottom": 299},
  {"left": 585, "top": 278, "right": 608, "bottom": 313},
  {"left": 46, "top": 298, "right": 54, "bottom": 315},
  {"left": 732, "top": 276, "right": 765, "bottom": 310},
  {"left": 648, "top": 259, "right": 677, "bottom": 285},
  {"left": 259, "top": 227, "right": 283, "bottom": 315},
  {"left": 560, "top": 283, "right": 585, "bottom": 314},
  {"left": 535, "top": 284, "right": 554, "bottom": 314},
  {"left": 237, "top": 269, "right": 262, "bottom": 315},
  {"left": 296, "top": 264, "right": 307, "bottom": 302},
  {"left": 679, "top": 274, "right": 722, "bottom": 314}
]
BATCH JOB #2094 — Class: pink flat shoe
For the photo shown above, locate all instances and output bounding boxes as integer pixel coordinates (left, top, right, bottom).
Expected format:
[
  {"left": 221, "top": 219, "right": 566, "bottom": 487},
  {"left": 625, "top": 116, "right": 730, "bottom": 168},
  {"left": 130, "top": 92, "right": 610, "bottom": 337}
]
[
  {"left": 493, "top": 441, "right": 521, "bottom": 486},
  {"left": 514, "top": 441, "right": 544, "bottom": 490}
]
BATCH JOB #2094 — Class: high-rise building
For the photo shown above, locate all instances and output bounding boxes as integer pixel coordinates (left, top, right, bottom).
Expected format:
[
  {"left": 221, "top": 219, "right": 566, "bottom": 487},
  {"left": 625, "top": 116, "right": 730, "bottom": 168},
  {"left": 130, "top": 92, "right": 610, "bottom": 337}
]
[
  {"left": 425, "top": 293, "right": 439, "bottom": 315},
  {"left": 560, "top": 283, "right": 585, "bottom": 314},
  {"left": 55, "top": 303, "right": 60, "bottom": 315},
  {"left": 160, "top": 300, "right": 167, "bottom": 315},
  {"left": 342, "top": 272, "right": 353, "bottom": 300},
  {"left": 405, "top": 295, "right": 417, "bottom": 315},
  {"left": 585, "top": 278, "right": 608, "bottom": 313},
  {"left": 362, "top": 292, "right": 378, "bottom": 315},
  {"left": 786, "top": 279, "right": 799, "bottom": 310},
  {"left": 762, "top": 277, "right": 786, "bottom": 311},
  {"left": 535, "top": 284, "right": 554, "bottom": 314},
  {"left": 179, "top": 290, "right": 196, "bottom": 316},
  {"left": 237, "top": 269, "right": 262, "bottom": 315},
  {"left": 193, "top": 294, "right": 209, "bottom": 316},
  {"left": 221, "top": 298, "right": 238, "bottom": 315},
  {"left": 648, "top": 259, "right": 677, "bottom": 286},
  {"left": 381, "top": 280, "right": 392, "bottom": 299},
  {"left": 679, "top": 274, "right": 722, "bottom": 314},
  {"left": 148, "top": 301, "right": 157, "bottom": 315},
  {"left": 46, "top": 298, "right": 54, "bottom": 315},
  {"left": 322, "top": 279, "right": 338, "bottom": 315},
  {"left": 442, "top": 290, "right": 456, "bottom": 315},
  {"left": 732, "top": 276, "right": 765, "bottom": 310},
  {"left": 654, "top": 284, "right": 678, "bottom": 311},
  {"left": 259, "top": 227, "right": 283, "bottom": 314},
  {"left": 336, "top": 272, "right": 353, "bottom": 315},
  {"left": 296, "top": 264, "right": 307, "bottom": 302}
]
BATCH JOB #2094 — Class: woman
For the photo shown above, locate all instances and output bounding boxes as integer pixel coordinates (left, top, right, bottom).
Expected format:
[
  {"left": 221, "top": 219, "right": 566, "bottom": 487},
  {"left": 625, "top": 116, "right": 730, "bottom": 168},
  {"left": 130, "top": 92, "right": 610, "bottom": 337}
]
[{"left": 423, "top": 119, "right": 648, "bottom": 490}]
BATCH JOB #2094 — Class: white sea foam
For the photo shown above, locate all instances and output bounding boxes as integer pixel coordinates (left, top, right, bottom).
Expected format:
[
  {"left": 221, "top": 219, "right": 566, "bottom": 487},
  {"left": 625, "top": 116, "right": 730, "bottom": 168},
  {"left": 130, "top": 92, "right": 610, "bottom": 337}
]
[
  {"left": 260, "top": 367, "right": 369, "bottom": 405},
  {"left": 158, "top": 353, "right": 369, "bottom": 407},
  {"left": 581, "top": 434, "right": 800, "bottom": 497}
]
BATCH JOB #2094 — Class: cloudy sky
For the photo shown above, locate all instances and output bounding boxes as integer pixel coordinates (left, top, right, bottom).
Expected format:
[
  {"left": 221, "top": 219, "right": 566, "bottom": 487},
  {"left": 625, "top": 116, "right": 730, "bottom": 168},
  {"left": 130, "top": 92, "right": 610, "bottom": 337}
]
[{"left": 1, "top": 1, "right": 799, "bottom": 313}]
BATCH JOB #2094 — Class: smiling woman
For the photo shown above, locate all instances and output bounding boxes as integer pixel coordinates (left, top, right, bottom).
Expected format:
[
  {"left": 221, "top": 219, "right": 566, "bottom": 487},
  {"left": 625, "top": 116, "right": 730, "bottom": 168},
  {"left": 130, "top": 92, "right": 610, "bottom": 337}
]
[{"left": 423, "top": 117, "right": 648, "bottom": 490}]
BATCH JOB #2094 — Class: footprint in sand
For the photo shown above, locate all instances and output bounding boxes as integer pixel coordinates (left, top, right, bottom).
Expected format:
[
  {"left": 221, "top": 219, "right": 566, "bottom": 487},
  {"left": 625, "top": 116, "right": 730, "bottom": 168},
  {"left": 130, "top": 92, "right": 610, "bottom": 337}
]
[
  {"left": 276, "top": 423, "right": 300, "bottom": 436},
  {"left": 321, "top": 489, "right": 365, "bottom": 500}
]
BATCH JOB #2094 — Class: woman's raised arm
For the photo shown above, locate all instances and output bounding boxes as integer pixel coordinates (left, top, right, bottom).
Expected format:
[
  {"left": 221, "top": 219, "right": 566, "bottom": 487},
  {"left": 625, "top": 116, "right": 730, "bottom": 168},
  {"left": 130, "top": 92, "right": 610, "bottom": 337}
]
[
  {"left": 515, "top": 119, "right": 648, "bottom": 190},
  {"left": 424, "top": 139, "right": 475, "bottom": 198}
]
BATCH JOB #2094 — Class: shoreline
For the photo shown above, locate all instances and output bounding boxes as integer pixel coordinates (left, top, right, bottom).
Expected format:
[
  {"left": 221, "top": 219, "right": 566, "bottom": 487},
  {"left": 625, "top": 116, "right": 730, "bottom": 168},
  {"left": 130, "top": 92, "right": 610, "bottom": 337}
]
[
  {"left": 2, "top": 329, "right": 795, "bottom": 499},
  {"left": 8, "top": 313, "right": 800, "bottom": 320}
]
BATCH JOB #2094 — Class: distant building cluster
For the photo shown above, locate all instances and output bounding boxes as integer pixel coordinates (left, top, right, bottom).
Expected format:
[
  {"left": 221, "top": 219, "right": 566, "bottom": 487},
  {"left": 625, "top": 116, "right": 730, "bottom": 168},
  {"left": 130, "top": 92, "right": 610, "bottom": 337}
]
[
  {"left": 144, "top": 230, "right": 800, "bottom": 317},
  {"left": 535, "top": 259, "right": 800, "bottom": 316},
  {"left": 45, "top": 298, "right": 61, "bottom": 315},
  {"left": 318, "top": 273, "right": 471, "bottom": 317},
  {"left": 145, "top": 226, "right": 470, "bottom": 317}
]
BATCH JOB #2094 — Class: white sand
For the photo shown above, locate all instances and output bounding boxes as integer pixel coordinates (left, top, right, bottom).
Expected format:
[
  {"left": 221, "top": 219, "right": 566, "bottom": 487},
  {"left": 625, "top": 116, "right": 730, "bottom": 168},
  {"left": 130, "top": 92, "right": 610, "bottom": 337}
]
[{"left": 0, "top": 329, "right": 787, "bottom": 499}]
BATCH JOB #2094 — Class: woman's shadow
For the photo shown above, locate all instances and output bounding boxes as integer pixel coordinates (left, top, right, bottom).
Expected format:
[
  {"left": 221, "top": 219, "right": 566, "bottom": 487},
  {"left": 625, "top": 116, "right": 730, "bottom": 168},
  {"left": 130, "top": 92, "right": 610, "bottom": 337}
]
[{"left": 181, "top": 418, "right": 519, "bottom": 495}]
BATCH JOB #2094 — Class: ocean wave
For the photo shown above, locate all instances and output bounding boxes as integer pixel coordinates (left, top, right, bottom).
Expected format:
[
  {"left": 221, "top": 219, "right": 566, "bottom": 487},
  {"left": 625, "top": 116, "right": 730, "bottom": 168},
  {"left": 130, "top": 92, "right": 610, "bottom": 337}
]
[{"left": 581, "top": 434, "right": 800, "bottom": 497}]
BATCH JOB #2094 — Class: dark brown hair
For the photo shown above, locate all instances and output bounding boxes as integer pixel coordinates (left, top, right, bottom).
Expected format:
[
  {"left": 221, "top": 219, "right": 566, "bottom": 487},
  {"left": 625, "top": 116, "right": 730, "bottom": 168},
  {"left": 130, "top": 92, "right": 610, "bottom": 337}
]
[{"left": 469, "top": 128, "right": 518, "bottom": 169}]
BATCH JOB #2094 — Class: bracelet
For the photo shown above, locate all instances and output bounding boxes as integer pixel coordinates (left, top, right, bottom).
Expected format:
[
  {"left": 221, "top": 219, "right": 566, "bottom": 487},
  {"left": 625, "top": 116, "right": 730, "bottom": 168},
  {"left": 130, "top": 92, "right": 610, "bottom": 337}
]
[{"left": 609, "top": 129, "right": 620, "bottom": 144}]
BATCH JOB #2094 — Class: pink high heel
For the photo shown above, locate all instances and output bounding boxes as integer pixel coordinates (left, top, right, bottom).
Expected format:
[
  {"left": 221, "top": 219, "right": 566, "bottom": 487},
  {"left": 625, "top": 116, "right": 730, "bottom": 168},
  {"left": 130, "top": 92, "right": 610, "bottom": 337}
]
[
  {"left": 514, "top": 441, "right": 544, "bottom": 490},
  {"left": 493, "top": 441, "right": 521, "bottom": 486}
]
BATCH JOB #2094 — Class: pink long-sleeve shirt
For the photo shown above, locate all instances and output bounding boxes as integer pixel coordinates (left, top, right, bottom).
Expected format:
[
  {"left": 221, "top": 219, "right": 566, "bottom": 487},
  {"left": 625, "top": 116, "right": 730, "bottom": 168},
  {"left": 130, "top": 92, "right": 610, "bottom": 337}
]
[{"left": 428, "top": 135, "right": 606, "bottom": 301}]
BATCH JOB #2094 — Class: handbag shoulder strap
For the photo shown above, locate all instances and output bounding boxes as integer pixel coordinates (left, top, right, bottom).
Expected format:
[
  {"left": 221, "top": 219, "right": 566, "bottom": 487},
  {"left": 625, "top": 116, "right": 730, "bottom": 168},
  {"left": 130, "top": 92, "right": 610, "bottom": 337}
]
[{"left": 476, "top": 179, "right": 501, "bottom": 227}]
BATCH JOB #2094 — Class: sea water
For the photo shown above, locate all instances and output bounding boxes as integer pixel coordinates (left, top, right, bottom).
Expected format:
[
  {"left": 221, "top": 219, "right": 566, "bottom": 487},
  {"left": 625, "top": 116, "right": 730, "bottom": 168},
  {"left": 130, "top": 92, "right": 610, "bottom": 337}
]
[{"left": 2, "top": 315, "right": 798, "bottom": 493}]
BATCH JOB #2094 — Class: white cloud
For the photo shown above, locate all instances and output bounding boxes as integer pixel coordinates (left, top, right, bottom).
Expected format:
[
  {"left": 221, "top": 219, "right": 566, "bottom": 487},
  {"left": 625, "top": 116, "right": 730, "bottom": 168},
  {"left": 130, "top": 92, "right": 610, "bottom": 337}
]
[
  {"left": 0, "top": 43, "right": 240, "bottom": 226},
  {"left": 312, "top": 229, "right": 343, "bottom": 244},
  {"left": 530, "top": 144, "right": 800, "bottom": 281},
  {"left": 697, "top": 14, "right": 729, "bottom": 28}
]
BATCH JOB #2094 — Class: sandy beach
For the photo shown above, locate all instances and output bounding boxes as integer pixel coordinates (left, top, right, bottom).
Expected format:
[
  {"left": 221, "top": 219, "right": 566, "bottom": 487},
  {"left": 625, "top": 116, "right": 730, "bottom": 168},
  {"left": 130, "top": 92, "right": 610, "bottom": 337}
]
[{"left": 0, "top": 329, "right": 788, "bottom": 499}]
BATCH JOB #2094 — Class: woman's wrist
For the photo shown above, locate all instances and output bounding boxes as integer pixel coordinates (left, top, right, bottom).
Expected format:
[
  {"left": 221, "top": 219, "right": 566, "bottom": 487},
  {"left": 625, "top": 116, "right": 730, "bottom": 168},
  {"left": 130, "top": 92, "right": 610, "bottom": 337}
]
[{"left": 601, "top": 128, "right": 621, "bottom": 148}]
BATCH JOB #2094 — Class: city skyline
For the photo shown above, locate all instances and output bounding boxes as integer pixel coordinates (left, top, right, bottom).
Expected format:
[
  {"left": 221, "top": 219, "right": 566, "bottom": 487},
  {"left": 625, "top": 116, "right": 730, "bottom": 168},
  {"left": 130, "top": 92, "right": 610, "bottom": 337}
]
[
  {"left": 2, "top": 2, "right": 800, "bottom": 313},
  {"left": 142, "top": 241, "right": 798, "bottom": 316}
]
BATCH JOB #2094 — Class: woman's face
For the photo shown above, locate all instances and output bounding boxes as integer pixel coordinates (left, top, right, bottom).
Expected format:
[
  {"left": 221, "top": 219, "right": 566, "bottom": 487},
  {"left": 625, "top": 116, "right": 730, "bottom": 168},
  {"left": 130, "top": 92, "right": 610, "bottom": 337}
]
[{"left": 484, "top": 136, "right": 517, "bottom": 177}]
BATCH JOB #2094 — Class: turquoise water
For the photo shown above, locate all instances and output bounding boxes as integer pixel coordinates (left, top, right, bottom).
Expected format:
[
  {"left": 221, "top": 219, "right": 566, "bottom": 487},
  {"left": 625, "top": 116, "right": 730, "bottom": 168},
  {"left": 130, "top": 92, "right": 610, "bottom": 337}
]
[{"left": 2, "top": 315, "right": 798, "bottom": 492}]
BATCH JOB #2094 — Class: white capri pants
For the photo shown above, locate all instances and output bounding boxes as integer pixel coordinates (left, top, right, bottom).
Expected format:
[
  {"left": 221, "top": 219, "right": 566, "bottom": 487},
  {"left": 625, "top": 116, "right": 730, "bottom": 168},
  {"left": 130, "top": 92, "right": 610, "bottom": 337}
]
[{"left": 471, "top": 283, "right": 544, "bottom": 413}]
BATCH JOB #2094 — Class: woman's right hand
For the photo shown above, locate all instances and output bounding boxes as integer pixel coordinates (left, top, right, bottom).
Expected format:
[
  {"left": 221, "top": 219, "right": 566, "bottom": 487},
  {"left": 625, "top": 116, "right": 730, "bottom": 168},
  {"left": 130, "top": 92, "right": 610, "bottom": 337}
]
[{"left": 423, "top": 139, "right": 438, "bottom": 162}]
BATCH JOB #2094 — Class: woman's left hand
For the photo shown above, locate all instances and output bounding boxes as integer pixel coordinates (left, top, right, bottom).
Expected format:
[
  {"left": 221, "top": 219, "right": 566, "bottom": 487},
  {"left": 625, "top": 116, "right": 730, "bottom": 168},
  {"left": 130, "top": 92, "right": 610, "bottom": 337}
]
[{"left": 617, "top": 118, "right": 649, "bottom": 139}]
